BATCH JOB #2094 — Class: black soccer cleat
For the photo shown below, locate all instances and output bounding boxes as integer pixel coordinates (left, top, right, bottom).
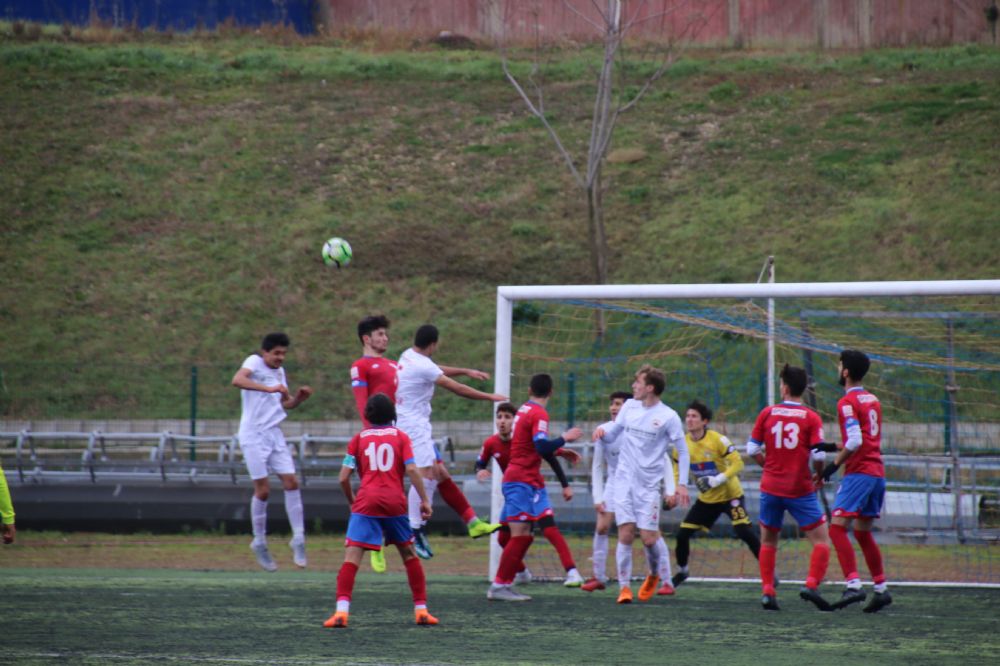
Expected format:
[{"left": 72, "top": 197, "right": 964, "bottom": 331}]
[
  {"left": 761, "top": 594, "right": 780, "bottom": 611},
  {"left": 862, "top": 590, "right": 893, "bottom": 613},
  {"left": 412, "top": 528, "right": 434, "bottom": 560},
  {"left": 671, "top": 571, "right": 689, "bottom": 588},
  {"left": 799, "top": 586, "right": 834, "bottom": 612},
  {"left": 831, "top": 587, "right": 867, "bottom": 610}
]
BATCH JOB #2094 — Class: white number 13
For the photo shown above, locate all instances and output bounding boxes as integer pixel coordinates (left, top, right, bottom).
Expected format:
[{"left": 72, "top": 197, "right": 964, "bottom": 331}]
[{"left": 770, "top": 421, "right": 800, "bottom": 449}]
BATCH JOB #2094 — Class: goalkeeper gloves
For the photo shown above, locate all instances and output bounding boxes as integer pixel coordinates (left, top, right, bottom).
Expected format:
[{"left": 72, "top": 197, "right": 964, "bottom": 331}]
[
  {"left": 821, "top": 462, "right": 841, "bottom": 482},
  {"left": 695, "top": 473, "right": 728, "bottom": 493}
]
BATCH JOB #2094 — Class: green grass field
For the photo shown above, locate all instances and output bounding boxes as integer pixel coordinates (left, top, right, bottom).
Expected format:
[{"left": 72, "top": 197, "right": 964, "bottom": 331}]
[{"left": 4, "top": 567, "right": 1000, "bottom": 665}]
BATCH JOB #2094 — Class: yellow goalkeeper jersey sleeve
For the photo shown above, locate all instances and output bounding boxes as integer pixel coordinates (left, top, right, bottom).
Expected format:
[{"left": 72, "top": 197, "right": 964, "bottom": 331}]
[
  {"left": 673, "top": 430, "right": 744, "bottom": 504},
  {"left": 0, "top": 462, "right": 14, "bottom": 525}
]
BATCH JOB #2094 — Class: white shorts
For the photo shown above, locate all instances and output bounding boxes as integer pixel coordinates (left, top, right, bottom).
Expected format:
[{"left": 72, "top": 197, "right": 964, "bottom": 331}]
[
  {"left": 239, "top": 426, "right": 296, "bottom": 480},
  {"left": 397, "top": 418, "right": 438, "bottom": 468},
  {"left": 612, "top": 480, "right": 661, "bottom": 531}
]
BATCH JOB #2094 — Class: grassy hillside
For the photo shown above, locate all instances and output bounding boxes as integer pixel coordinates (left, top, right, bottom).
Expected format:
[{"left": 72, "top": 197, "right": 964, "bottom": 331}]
[{"left": 2, "top": 30, "right": 998, "bottom": 419}]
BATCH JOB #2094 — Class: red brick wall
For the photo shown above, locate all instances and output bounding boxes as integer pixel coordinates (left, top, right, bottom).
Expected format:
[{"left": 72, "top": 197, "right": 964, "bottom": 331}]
[{"left": 323, "top": 0, "right": 995, "bottom": 47}]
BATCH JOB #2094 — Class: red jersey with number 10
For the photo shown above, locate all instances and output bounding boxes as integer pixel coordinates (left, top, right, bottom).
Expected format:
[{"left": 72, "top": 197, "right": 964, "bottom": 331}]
[
  {"left": 838, "top": 387, "right": 884, "bottom": 478},
  {"left": 503, "top": 401, "right": 549, "bottom": 488},
  {"left": 750, "top": 401, "right": 825, "bottom": 499},
  {"left": 347, "top": 426, "right": 414, "bottom": 516}
]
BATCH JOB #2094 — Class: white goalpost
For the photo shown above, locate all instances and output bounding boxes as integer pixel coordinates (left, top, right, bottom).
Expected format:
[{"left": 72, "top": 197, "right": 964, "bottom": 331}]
[{"left": 489, "top": 279, "right": 1000, "bottom": 583}]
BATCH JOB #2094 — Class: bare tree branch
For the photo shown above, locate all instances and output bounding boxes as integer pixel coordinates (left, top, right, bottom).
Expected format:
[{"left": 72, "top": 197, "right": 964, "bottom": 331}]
[
  {"left": 623, "top": 0, "right": 697, "bottom": 30},
  {"left": 500, "top": 57, "right": 585, "bottom": 188},
  {"left": 563, "top": 0, "right": 605, "bottom": 34}
]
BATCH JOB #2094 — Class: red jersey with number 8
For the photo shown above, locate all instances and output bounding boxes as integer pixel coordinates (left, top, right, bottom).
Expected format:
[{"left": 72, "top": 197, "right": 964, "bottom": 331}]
[
  {"left": 347, "top": 426, "right": 414, "bottom": 516},
  {"left": 750, "top": 401, "right": 825, "bottom": 498},
  {"left": 838, "top": 388, "right": 884, "bottom": 478}
]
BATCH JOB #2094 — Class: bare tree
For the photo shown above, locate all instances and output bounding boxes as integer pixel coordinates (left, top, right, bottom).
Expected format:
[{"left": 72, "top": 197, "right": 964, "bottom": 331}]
[{"left": 490, "top": 1, "right": 714, "bottom": 320}]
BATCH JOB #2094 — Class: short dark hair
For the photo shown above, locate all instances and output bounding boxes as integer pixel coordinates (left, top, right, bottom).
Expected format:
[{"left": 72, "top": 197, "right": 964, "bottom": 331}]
[
  {"left": 780, "top": 364, "right": 808, "bottom": 398},
  {"left": 840, "top": 350, "right": 871, "bottom": 381},
  {"left": 496, "top": 401, "right": 517, "bottom": 417},
  {"left": 687, "top": 399, "right": 712, "bottom": 422},
  {"left": 414, "top": 324, "right": 439, "bottom": 349},
  {"left": 636, "top": 364, "right": 666, "bottom": 396},
  {"left": 364, "top": 393, "right": 396, "bottom": 426},
  {"left": 609, "top": 391, "right": 632, "bottom": 403},
  {"left": 261, "top": 332, "right": 290, "bottom": 351},
  {"left": 529, "top": 373, "right": 553, "bottom": 398},
  {"left": 357, "top": 315, "right": 390, "bottom": 344}
]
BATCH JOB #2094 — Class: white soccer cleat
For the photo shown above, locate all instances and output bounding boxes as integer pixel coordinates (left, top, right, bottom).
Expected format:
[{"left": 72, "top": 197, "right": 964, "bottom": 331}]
[
  {"left": 289, "top": 536, "right": 307, "bottom": 568},
  {"left": 514, "top": 568, "right": 533, "bottom": 585},
  {"left": 563, "top": 568, "right": 585, "bottom": 587},
  {"left": 250, "top": 540, "right": 278, "bottom": 572},
  {"left": 487, "top": 584, "right": 532, "bottom": 602}
]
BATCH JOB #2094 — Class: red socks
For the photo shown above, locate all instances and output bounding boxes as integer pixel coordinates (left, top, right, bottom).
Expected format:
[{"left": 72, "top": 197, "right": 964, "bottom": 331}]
[
  {"left": 759, "top": 544, "right": 777, "bottom": 595},
  {"left": 855, "top": 529, "right": 886, "bottom": 585},
  {"left": 830, "top": 524, "right": 859, "bottom": 581},
  {"left": 495, "top": 535, "right": 533, "bottom": 585},
  {"left": 806, "top": 542, "right": 831, "bottom": 590},
  {"left": 336, "top": 561, "right": 359, "bottom": 602},
  {"left": 542, "top": 525, "right": 576, "bottom": 572},
  {"left": 404, "top": 556, "right": 428, "bottom": 606},
  {"left": 437, "top": 478, "right": 476, "bottom": 524}
]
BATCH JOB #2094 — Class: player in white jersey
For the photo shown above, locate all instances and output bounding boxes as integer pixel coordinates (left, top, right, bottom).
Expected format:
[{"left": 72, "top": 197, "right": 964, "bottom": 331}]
[
  {"left": 231, "top": 332, "right": 313, "bottom": 571},
  {"left": 396, "top": 324, "right": 507, "bottom": 558},
  {"left": 593, "top": 365, "right": 690, "bottom": 604},
  {"left": 581, "top": 390, "right": 632, "bottom": 592}
]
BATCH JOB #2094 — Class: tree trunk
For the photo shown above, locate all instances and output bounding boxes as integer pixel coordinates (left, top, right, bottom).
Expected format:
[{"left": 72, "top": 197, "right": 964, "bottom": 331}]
[{"left": 586, "top": 173, "right": 609, "bottom": 338}]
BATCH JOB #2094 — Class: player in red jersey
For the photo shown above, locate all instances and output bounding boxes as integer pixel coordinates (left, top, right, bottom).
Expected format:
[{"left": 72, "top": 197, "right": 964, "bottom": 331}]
[
  {"left": 350, "top": 315, "right": 398, "bottom": 427},
  {"left": 476, "top": 402, "right": 584, "bottom": 587},
  {"left": 323, "top": 394, "right": 437, "bottom": 628},
  {"left": 822, "top": 350, "right": 892, "bottom": 613},
  {"left": 487, "top": 374, "right": 583, "bottom": 601},
  {"left": 747, "top": 364, "right": 833, "bottom": 612}
]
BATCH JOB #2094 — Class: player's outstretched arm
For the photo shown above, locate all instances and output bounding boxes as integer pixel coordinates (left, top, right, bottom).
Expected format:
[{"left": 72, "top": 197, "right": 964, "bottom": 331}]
[
  {"left": 282, "top": 385, "right": 313, "bottom": 410},
  {"left": 231, "top": 368, "right": 289, "bottom": 398},
  {"left": 438, "top": 365, "right": 490, "bottom": 381},
  {"left": 434, "top": 375, "right": 506, "bottom": 402}
]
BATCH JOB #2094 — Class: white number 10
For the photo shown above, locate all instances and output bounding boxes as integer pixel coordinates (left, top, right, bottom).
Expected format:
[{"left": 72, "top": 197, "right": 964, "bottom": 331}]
[{"left": 364, "top": 441, "right": 395, "bottom": 472}]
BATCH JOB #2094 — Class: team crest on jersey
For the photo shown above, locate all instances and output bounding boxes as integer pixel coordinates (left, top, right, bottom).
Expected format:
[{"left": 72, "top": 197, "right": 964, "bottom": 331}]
[
  {"left": 841, "top": 405, "right": 855, "bottom": 417},
  {"left": 350, "top": 366, "right": 359, "bottom": 379},
  {"left": 652, "top": 420, "right": 662, "bottom": 427},
  {"left": 372, "top": 363, "right": 380, "bottom": 369}
]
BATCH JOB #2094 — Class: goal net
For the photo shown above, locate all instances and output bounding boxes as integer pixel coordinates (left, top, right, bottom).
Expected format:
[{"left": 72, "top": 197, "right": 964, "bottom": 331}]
[{"left": 488, "top": 280, "right": 1000, "bottom": 587}]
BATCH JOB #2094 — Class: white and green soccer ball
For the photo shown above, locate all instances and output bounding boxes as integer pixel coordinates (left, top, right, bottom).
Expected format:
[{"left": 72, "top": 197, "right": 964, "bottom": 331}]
[{"left": 321, "top": 237, "right": 352, "bottom": 268}]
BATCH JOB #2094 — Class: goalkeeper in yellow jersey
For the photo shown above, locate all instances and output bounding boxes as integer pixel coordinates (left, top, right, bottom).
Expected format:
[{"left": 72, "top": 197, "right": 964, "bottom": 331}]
[{"left": 668, "top": 400, "right": 760, "bottom": 587}]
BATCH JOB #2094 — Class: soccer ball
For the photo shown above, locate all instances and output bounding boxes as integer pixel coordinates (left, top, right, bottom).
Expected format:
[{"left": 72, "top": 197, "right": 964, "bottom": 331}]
[{"left": 321, "top": 237, "right": 352, "bottom": 268}]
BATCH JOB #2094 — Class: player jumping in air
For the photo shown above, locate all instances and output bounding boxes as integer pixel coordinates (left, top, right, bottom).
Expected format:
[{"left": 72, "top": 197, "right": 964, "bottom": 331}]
[
  {"left": 324, "top": 394, "right": 438, "bottom": 628},
  {"left": 747, "top": 364, "right": 833, "bottom": 612},
  {"left": 350, "top": 314, "right": 399, "bottom": 573},
  {"left": 487, "top": 374, "right": 583, "bottom": 601},
  {"left": 593, "top": 365, "right": 690, "bottom": 604},
  {"left": 476, "top": 402, "right": 585, "bottom": 587},
  {"left": 396, "top": 324, "right": 506, "bottom": 559},
  {"left": 822, "top": 350, "right": 892, "bottom": 613},
  {"left": 670, "top": 399, "right": 761, "bottom": 587},
  {"left": 231, "top": 333, "right": 313, "bottom": 572},
  {"left": 581, "top": 391, "right": 632, "bottom": 592}
]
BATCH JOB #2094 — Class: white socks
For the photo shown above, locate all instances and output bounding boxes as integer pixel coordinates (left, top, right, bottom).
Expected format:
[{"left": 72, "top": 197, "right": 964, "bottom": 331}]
[
  {"left": 409, "top": 478, "right": 438, "bottom": 529},
  {"left": 336, "top": 600, "right": 350, "bottom": 613},
  {"left": 284, "top": 489, "right": 305, "bottom": 539},
  {"left": 592, "top": 532, "right": 609, "bottom": 581},
  {"left": 251, "top": 496, "right": 267, "bottom": 542},
  {"left": 616, "top": 542, "right": 633, "bottom": 588},
  {"left": 655, "top": 537, "right": 672, "bottom": 581}
]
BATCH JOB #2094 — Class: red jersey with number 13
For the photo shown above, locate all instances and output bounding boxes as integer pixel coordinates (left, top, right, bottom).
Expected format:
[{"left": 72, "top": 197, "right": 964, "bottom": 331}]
[
  {"left": 347, "top": 426, "right": 414, "bottom": 516},
  {"left": 750, "top": 401, "right": 824, "bottom": 498},
  {"left": 838, "top": 387, "right": 884, "bottom": 478},
  {"left": 503, "top": 401, "right": 549, "bottom": 488}
]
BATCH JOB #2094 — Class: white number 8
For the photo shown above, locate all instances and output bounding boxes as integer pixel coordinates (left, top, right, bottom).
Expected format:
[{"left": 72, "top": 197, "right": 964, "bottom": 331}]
[{"left": 869, "top": 412, "right": 879, "bottom": 437}]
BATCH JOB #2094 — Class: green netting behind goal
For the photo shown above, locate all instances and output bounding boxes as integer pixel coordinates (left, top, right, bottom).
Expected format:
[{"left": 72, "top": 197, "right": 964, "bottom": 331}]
[{"left": 501, "top": 292, "right": 1000, "bottom": 586}]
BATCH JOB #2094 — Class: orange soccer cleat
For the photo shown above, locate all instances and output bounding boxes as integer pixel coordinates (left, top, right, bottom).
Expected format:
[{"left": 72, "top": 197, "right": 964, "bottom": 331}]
[
  {"left": 323, "top": 611, "right": 349, "bottom": 628},
  {"left": 638, "top": 574, "right": 661, "bottom": 601},
  {"left": 580, "top": 578, "right": 606, "bottom": 592},
  {"left": 617, "top": 586, "right": 634, "bottom": 604},
  {"left": 657, "top": 582, "right": 676, "bottom": 596},
  {"left": 414, "top": 609, "right": 439, "bottom": 626}
]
